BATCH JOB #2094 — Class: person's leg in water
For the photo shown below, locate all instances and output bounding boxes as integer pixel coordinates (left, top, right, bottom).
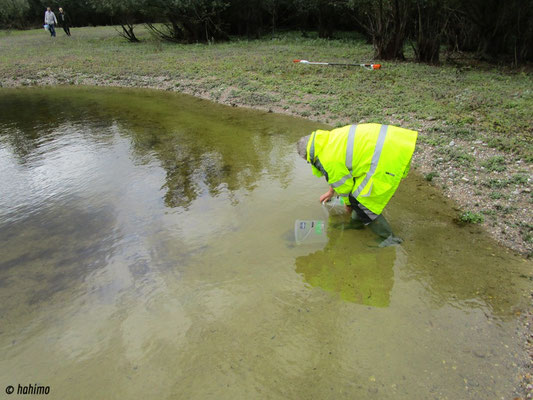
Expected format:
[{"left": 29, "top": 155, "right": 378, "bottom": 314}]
[
  {"left": 369, "top": 214, "right": 403, "bottom": 247},
  {"left": 349, "top": 196, "right": 402, "bottom": 247},
  {"left": 348, "top": 210, "right": 365, "bottom": 229}
]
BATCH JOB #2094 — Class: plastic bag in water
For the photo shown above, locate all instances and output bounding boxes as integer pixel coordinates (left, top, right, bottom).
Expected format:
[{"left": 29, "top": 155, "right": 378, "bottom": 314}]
[
  {"left": 294, "top": 219, "right": 327, "bottom": 245},
  {"left": 322, "top": 196, "right": 347, "bottom": 216}
]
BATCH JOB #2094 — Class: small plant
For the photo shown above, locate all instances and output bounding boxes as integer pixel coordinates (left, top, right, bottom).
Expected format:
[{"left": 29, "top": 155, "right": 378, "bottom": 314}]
[
  {"left": 484, "top": 179, "right": 509, "bottom": 188},
  {"left": 519, "top": 222, "right": 533, "bottom": 244},
  {"left": 450, "top": 126, "right": 476, "bottom": 139},
  {"left": 425, "top": 171, "right": 439, "bottom": 181},
  {"left": 482, "top": 156, "right": 507, "bottom": 172},
  {"left": 481, "top": 209, "right": 497, "bottom": 216},
  {"left": 459, "top": 211, "right": 484, "bottom": 224},
  {"left": 490, "top": 191, "right": 503, "bottom": 199},
  {"left": 438, "top": 146, "right": 474, "bottom": 165},
  {"left": 511, "top": 174, "right": 528, "bottom": 185}
]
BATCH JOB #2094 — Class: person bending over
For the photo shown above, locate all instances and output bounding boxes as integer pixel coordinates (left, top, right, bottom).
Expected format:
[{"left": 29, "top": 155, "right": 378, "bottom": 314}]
[{"left": 296, "top": 123, "right": 417, "bottom": 247}]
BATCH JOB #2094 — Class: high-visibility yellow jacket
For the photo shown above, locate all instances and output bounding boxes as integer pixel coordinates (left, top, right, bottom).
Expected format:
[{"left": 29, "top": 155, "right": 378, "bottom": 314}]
[{"left": 307, "top": 123, "right": 418, "bottom": 215}]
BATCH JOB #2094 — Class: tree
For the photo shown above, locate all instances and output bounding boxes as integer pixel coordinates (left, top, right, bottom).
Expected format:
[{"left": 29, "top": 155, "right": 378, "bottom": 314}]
[
  {"left": 0, "top": 0, "right": 30, "bottom": 29},
  {"left": 144, "top": 0, "right": 229, "bottom": 43},
  {"left": 294, "top": 0, "right": 347, "bottom": 38},
  {"left": 92, "top": 0, "right": 142, "bottom": 42},
  {"left": 410, "top": 0, "right": 452, "bottom": 64},
  {"left": 348, "top": 0, "right": 410, "bottom": 60},
  {"left": 458, "top": 0, "right": 533, "bottom": 63},
  {"left": 225, "top": 0, "right": 264, "bottom": 38}
]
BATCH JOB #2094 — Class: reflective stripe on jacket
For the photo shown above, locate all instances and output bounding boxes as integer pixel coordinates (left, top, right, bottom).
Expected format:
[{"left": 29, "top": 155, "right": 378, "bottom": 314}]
[{"left": 307, "top": 123, "right": 418, "bottom": 215}]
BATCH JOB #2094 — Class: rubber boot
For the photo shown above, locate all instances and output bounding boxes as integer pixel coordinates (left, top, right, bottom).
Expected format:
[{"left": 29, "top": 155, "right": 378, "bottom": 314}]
[{"left": 369, "top": 215, "right": 403, "bottom": 247}]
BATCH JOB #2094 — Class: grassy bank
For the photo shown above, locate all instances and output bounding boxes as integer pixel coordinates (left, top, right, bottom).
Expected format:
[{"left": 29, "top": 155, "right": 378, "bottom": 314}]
[{"left": 0, "top": 25, "right": 532, "bottom": 254}]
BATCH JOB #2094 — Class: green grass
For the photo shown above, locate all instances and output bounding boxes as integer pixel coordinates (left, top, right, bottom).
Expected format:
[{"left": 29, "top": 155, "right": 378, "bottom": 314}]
[
  {"left": 484, "top": 174, "right": 530, "bottom": 188},
  {"left": 0, "top": 26, "right": 532, "bottom": 159},
  {"left": 459, "top": 211, "right": 484, "bottom": 224},
  {"left": 437, "top": 146, "right": 475, "bottom": 165},
  {"left": 482, "top": 155, "right": 507, "bottom": 171},
  {"left": 424, "top": 171, "right": 439, "bottom": 181},
  {"left": 489, "top": 191, "right": 504, "bottom": 199}
]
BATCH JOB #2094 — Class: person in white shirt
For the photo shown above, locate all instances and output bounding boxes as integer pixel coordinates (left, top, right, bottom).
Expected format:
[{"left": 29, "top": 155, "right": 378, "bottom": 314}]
[{"left": 44, "top": 7, "right": 57, "bottom": 37}]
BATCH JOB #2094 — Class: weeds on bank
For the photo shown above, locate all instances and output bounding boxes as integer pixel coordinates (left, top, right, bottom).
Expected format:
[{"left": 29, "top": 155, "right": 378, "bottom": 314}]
[
  {"left": 482, "top": 156, "right": 507, "bottom": 172},
  {"left": 459, "top": 211, "right": 484, "bottom": 224},
  {"left": 489, "top": 191, "right": 506, "bottom": 200},
  {"left": 437, "top": 146, "right": 475, "bottom": 165},
  {"left": 484, "top": 174, "right": 529, "bottom": 188},
  {"left": 425, "top": 171, "right": 439, "bottom": 181}
]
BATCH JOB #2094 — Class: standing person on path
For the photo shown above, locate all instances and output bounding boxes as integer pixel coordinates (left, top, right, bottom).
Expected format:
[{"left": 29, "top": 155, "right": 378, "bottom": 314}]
[
  {"left": 296, "top": 123, "right": 418, "bottom": 247},
  {"left": 58, "top": 7, "right": 71, "bottom": 36},
  {"left": 44, "top": 7, "right": 57, "bottom": 37}
]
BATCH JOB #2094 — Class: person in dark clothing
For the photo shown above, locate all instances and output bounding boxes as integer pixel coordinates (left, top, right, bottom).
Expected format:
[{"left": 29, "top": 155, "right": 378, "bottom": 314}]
[{"left": 58, "top": 7, "right": 71, "bottom": 36}]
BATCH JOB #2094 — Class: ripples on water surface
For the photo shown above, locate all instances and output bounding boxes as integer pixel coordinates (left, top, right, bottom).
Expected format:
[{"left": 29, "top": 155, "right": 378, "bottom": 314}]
[{"left": 0, "top": 87, "right": 531, "bottom": 399}]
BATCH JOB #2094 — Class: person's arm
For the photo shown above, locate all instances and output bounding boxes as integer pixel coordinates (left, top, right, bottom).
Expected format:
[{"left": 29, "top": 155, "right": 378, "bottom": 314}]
[
  {"left": 323, "top": 161, "right": 355, "bottom": 203},
  {"left": 53, "top": 13, "right": 57, "bottom": 24}
]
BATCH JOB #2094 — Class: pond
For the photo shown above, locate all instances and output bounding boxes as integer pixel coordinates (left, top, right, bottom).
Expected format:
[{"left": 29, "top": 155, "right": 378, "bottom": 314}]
[{"left": 0, "top": 86, "right": 531, "bottom": 399}]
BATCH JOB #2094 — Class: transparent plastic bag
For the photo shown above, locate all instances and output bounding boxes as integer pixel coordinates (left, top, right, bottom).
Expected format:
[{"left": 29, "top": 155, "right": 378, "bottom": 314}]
[
  {"left": 294, "top": 219, "right": 327, "bottom": 245},
  {"left": 321, "top": 196, "right": 347, "bottom": 216}
]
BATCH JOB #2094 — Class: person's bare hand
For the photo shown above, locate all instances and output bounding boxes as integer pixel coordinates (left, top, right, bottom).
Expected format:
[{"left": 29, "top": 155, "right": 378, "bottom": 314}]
[{"left": 319, "top": 189, "right": 334, "bottom": 203}]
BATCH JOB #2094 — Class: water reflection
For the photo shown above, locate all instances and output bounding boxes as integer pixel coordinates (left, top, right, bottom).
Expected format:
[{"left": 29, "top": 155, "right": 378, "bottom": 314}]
[
  {"left": 295, "top": 219, "right": 395, "bottom": 306},
  {"left": 0, "top": 87, "right": 310, "bottom": 211},
  {"left": 390, "top": 175, "right": 531, "bottom": 318}
]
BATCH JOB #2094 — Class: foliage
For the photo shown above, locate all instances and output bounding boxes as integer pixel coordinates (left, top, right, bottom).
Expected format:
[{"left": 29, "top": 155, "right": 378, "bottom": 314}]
[
  {"left": 456, "top": 0, "right": 533, "bottom": 64},
  {"left": 144, "top": 0, "right": 229, "bottom": 43},
  {"left": 409, "top": 0, "right": 451, "bottom": 64},
  {"left": 347, "top": 0, "right": 409, "bottom": 60},
  {"left": 0, "top": 0, "right": 30, "bottom": 29},
  {"left": 293, "top": 0, "right": 348, "bottom": 38},
  {"left": 92, "top": 0, "right": 143, "bottom": 42},
  {"left": 481, "top": 156, "right": 507, "bottom": 172},
  {"left": 424, "top": 171, "right": 438, "bottom": 181},
  {"left": 459, "top": 211, "right": 484, "bottom": 224}
]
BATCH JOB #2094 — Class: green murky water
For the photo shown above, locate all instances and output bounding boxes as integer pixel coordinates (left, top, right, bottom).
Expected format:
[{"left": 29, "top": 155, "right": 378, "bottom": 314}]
[{"left": 0, "top": 87, "right": 531, "bottom": 399}]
